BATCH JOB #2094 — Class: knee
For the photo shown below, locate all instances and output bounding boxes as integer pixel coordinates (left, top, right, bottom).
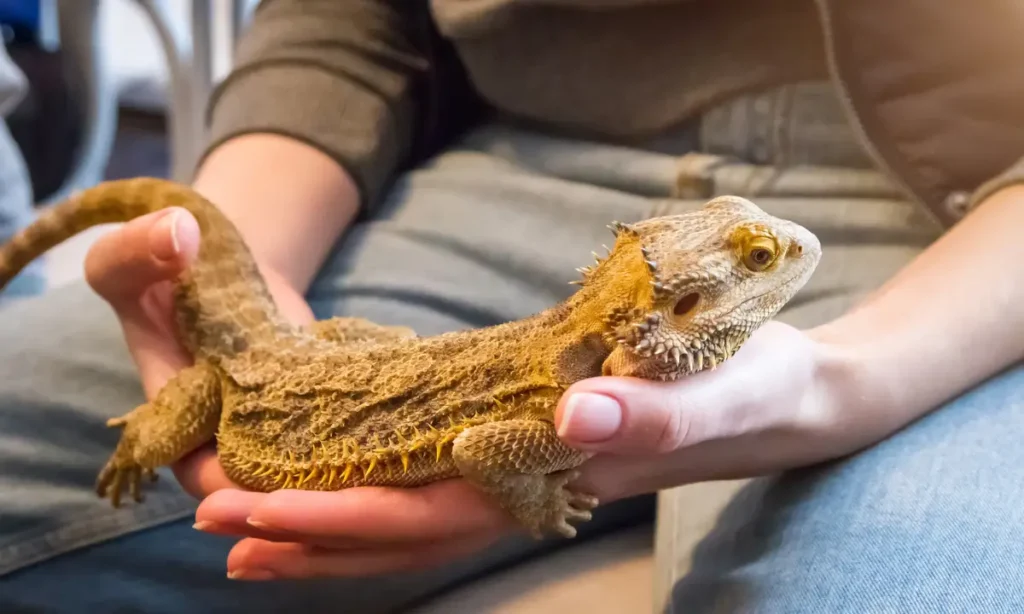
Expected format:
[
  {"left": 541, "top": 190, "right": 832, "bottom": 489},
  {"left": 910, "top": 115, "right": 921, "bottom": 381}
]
[
  {"left": 0, "top": 282, "right": 133, "bottom": 398},
  {"left": 670, "top": 364, "right": 1024, "bottom": 611}
]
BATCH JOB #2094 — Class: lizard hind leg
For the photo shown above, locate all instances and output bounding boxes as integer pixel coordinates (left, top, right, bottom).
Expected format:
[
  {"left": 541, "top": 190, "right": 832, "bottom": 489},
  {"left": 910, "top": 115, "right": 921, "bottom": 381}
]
[
  {"left": 451, "top": 419, "right": 598, "bottom": 539},
  {"left": 96, "top": 362, "right": 222, "bottom": 507}
]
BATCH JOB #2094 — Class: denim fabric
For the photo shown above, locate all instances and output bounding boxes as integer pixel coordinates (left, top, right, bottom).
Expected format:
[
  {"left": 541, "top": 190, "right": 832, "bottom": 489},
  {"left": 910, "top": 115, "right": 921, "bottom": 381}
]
[
  {"left": 665, "top": 363, "right": 1024, "bottom": 613},
  {"left": 1, "top": 79, "right": 1015, "bottom": 612}
]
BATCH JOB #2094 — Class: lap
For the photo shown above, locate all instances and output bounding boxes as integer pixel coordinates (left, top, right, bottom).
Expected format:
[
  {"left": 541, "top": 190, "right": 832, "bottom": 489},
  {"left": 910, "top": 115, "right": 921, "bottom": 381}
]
[
  {"left": 0, "top": 119, "right": 969, "bottom": 612},
  {"left": 666, "top": 363, "right": 1024, "bottom": 613}
]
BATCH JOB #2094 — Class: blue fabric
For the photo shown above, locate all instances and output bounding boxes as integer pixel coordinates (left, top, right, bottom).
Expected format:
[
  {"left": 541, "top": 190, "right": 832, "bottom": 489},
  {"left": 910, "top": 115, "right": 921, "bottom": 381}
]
[
  {"left": 672, "top": 364, "right": 1024, "bottom": 612},
  {"left": 0, "top": 0, "right": 38, "bottom": 29}
]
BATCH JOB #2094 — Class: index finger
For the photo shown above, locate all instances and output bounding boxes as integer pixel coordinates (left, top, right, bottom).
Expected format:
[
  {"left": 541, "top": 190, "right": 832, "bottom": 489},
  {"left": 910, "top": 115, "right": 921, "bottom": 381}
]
[{"left": 196, "top": 479, "right": 516, "bottom": 544}]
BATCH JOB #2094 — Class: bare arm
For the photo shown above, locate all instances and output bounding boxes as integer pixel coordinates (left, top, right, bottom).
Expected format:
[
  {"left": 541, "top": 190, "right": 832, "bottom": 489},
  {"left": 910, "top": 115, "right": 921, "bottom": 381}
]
[
  {"left": 189, "top": 0, "right": 477, "bottom": 296},
  {"left": 813, "top": 185, "right": 1024, "bottom": 438},
  {"left": 191, "top": 134, "right": 358, "bottom": 296}
]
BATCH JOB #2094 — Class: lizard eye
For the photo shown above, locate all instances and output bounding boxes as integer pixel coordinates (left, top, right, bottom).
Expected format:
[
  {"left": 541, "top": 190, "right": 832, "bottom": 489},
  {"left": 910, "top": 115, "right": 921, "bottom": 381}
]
[{"left": 742, "top": 237, "right": 779, "bottom": 272}]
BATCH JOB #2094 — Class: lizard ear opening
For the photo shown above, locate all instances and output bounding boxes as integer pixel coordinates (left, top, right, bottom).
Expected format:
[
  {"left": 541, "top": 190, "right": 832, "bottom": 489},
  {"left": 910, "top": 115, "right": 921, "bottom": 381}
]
[{"left": 673, "top": 292, "right": 700, "bottom": 316}]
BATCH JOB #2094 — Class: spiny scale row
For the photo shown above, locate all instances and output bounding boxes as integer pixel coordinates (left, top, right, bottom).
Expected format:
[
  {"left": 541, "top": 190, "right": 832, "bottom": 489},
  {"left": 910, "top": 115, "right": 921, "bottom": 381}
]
[
  {"left": 570, "top": 220, "right": 644, "bottom": 286},
  {"left": 650, "top": 270, "right": 716, "bottom": 298},
  {"left": 569, "top": 245, "right": 612, "bottom": 286},
  {"left": 613, "top": 312, "right": 662, "bottom": 348},
  {"left": 241, "top": 415, "right": 489, "bottom": 489},
  {"left": 653, "top": 348, "right": 727, "bottom": 378}
]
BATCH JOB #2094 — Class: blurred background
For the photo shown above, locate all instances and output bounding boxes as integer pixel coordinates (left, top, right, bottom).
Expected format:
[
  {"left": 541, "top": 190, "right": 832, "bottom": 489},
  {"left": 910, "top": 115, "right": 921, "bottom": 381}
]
[{"left": 0, "top": 0, "right": 257, "bottom": 294}]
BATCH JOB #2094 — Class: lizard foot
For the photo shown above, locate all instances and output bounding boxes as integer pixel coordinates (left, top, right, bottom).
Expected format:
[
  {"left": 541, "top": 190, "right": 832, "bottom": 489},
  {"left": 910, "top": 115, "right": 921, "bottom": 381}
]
[
  {"left": 95, "top": 412, "right": 159, "bottom": 507},
  {"left": 524, "top": 469, "right": 600, "bottom": 539},
  {"left": 451, "top": 419, "right": 598, "bottom": 539}
]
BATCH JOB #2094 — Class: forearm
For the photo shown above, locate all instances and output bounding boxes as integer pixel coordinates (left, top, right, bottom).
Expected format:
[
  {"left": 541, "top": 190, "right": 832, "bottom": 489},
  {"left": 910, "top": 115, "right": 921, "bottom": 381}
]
[
  {"left": 811, "top": 185, "right": 1024, "bottom": 435},
  {"left": 191, "top": 134, "right": 358, "bottom": 293},
  {"left": 189, "top": 0, "right": 469, "bottom": 293}
]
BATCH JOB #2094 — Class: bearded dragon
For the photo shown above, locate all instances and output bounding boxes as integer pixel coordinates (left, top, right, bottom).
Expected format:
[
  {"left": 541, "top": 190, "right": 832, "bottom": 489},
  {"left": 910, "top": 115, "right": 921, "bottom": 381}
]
[{"left": 0, "top": 178, "right": 821, "bottom": 538}]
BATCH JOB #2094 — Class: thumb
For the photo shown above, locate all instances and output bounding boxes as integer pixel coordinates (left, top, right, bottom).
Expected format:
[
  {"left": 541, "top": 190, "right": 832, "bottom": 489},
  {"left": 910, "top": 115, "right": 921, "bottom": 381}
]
[
  {"left": 84, "top": 207, "right": 200, "bottom": 309},
  {"left": 84, "top": 207, "right": 201, "bottom": 398},
  {"left": 555, "top": 375, "right": 724, "bottom": 455}
]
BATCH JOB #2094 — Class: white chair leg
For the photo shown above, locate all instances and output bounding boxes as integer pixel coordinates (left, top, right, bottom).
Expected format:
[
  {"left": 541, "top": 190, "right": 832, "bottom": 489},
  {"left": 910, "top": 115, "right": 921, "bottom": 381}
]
[{"left": 42, "top": 0, "right": 118, "bottom": 205}]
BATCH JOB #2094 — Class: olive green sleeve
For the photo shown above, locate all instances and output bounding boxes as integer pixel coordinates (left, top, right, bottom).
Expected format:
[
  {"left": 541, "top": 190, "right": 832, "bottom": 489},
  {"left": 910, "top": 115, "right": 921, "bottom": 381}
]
[
  {"left": 199, "top": 0, "right": 477, "bottom": 214},
  {"left": 969, "top": 156, "right": 1024, "bottom": 211}
]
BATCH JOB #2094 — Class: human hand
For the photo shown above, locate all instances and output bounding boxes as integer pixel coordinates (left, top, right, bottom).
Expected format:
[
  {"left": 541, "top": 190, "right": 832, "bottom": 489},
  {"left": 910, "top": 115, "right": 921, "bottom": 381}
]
[
  {"left": 86, "top": 207, "right": 315, "bottom": 397},
  {"left": 551, "top": 320, "right": 871, "bottom": 500}
]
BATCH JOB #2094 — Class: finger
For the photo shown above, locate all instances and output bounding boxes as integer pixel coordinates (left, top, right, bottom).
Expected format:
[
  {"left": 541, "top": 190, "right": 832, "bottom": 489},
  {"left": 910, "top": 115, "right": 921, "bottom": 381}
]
[
  {"left": 84, "top": 207, "right": 200, "bottom": 308},
  {"left": 554, "top": 376, "right": 701, "bottom": 454},
  {"left": 85, "top": 208, "right": 201, "bottom": 397},
  {"left": 172, "top": 443, "right": 238, "bottom": 499},
  {"left": 194, "top": 489, "right": 503, "bottom": 551},
  {"left": 237, "top": 480, "right": 513, "bottom": 544},
  {"left": 193, "top": 491, "right": 305, "bottom": 543},
  {"left": 225, "top": 531, "right": 503, "bottom": 580}
]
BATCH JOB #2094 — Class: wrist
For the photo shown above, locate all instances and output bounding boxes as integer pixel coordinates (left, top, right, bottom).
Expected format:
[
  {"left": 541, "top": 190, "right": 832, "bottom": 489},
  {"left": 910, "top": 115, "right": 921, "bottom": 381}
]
[{"left": 804, "top": 319, "right": 907, "bottom": 451}]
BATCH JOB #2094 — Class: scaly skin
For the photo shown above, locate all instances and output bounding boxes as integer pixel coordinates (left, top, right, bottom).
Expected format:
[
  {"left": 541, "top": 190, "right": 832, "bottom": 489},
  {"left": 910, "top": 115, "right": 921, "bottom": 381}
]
[{"left": 0, "top": 178, "right": 821, "bottom": 539}]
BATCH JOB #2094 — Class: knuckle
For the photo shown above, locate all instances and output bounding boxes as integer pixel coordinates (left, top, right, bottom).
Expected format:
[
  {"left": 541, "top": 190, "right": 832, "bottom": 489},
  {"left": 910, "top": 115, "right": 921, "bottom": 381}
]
[{"left": 652, "top": 396, "right": 694, "bottom": 453}]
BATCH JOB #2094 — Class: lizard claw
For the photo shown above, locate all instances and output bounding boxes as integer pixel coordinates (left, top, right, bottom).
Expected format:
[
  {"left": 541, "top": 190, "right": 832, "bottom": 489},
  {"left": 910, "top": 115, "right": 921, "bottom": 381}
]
[
  {"left": 535, "top": 469, "right": 600, "bottom": 539},
  {"left": 569, "top": 491, "right": 599, "bottom": 510},
  {"left": 96, "top": 418, "right": 156, "bottom": 507},
  {"left": 96, "top": 459, "right": 149, "bottom": 507}
]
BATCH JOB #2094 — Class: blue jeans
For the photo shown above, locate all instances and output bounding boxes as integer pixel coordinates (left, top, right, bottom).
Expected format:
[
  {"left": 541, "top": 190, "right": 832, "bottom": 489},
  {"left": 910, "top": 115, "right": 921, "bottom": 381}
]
[
  {"left": 668, "top": 363, "right": 1024, "bottom": 612},
  {"left": 2, "top": 81, "right": 1021, "bottom": 611}
]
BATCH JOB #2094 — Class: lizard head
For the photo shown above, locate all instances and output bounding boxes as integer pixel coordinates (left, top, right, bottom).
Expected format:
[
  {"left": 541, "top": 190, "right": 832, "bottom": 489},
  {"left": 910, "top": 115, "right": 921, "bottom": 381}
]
[{"left": 592, "top": 195, "right": 821, "bottom": 381}]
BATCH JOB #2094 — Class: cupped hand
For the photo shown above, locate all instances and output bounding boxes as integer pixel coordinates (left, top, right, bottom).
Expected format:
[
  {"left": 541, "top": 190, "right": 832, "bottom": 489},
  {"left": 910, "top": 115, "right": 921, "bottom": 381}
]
[{"left": 552, "top": 320, "right": 869, "bottom": 501}]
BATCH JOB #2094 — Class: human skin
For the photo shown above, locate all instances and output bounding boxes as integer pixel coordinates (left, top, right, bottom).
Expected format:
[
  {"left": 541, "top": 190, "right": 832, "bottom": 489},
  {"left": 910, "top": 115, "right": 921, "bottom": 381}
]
[{"left": 83, "top": 133, "right": 1024, "bottom": 580}]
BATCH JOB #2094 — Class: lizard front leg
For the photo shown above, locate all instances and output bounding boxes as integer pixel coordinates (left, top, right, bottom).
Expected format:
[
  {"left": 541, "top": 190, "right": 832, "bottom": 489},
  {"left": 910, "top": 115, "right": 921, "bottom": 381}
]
[
  {"left": 96, "top": 361, "right": 221, "bottom": 507},
  {"left": 452, "top": 419, "right": 598, "bottom": 539}
]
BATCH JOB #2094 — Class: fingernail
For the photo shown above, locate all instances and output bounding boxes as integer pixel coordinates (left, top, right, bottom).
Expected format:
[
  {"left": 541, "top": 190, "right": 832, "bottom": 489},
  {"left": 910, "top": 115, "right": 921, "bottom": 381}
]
[
  {"left": 558, "top": 392, "right": 622, "bottom": 442},
  {"left": 228, "top": 569, "right": 277, "bottom": 581},
  {"left": 193, "top": 521, "right": 217, "bottom": 532},
  {"left": 246, "top": 517, "right": 274, "bottom": 531},
  {"left": 150, "top": 210, "right": 182, "bottom": 261}
]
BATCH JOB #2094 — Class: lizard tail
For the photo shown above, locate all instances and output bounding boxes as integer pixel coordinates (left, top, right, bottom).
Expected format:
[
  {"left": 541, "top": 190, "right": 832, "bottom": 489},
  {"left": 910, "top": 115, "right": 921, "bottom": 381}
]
[{"left": 0, "top": 177, "right": 291, "bottom": 355}]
